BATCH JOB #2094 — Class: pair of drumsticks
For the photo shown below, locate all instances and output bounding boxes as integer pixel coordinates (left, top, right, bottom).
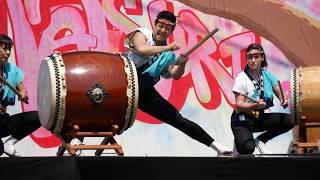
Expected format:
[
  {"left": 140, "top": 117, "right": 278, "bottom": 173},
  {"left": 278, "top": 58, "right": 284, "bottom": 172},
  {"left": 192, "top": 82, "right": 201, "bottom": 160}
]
[{"left": 241, "top": 81, "right": 285, "bottom": 105}]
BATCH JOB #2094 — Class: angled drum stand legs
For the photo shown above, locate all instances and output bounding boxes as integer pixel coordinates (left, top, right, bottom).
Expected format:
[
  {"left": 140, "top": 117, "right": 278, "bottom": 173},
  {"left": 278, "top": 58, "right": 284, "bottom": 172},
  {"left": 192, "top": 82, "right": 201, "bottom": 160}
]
[
  {"left": 292, "top": 118, "right": 320, "bottom": 153},
  {"left": 56, "top": 125, "right": 124, "bottom": 156}
]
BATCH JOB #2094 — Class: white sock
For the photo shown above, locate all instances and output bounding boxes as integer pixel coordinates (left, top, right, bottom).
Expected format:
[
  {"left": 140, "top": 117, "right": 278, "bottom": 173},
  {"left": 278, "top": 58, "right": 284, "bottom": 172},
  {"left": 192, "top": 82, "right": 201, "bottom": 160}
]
[
  {"left": 3, "top": 136, "right": 20, "bottom": 156},
  {"left": 70, "top": 138, "right": 83, "bottom": 156},
  {"left": 210, "top": 141, "right": 232, "bottom": 154},
  {"left": 4, "top": 136, "right": 19, "bottom": 145},
  {"left": 233, "top": 141, "right": 239, "bottom": 155},
  {"left": 254, "top": 138, "right": 271, "bottom": 154},
  {"left": 71, "top": 138, "right": 82, "bottom": 145}
]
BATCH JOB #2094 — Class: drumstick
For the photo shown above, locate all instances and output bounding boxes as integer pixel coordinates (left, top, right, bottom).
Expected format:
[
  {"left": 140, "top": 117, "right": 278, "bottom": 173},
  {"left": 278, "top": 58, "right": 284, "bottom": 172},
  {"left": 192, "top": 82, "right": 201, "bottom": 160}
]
[
  {"left": 277, "top": 80, "right": 285, "bottom": 101},
  {"left": 240, "top": 93, "right": 259, "bottom": 103},
  {"left": 184, "top": 28, "right": 219, "bottom": 57},
  {"left": 0, "top": 75, "right": 29, "bottom": 104}
]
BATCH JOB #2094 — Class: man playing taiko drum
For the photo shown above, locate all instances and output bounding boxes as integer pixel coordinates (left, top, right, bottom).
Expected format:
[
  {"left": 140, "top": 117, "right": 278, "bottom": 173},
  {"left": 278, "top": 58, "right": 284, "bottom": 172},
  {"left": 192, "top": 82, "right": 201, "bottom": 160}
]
[
  {"left": 0, "top": 34, "right": 41, "bottom": 156},
  {"left": 231, "top": 43, "right": 294, "bottom": 155},
  {"left": 124, "top": 11, "right": 232, "bottom": 155}
]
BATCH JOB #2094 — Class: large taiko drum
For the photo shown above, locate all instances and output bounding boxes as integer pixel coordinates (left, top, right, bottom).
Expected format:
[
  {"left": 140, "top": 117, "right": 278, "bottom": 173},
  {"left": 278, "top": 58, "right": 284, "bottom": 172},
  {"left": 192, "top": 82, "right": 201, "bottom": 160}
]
[
  {"left": 290, "top": 66, "right": 320, "bottom": 146},
  {"left": 291, "top": 66, "right": 320, "bottom": 124},
  {"left": 37, "top": 51, "right": 139, "bottom": 135}
]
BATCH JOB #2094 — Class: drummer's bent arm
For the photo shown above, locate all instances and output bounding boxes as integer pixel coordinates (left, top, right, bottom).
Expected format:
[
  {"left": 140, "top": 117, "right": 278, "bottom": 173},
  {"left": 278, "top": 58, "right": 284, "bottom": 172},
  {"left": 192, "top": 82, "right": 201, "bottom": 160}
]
[
  {"left": 0, "top": 103, "right": 6, "bottom": 112},
  {"left": 16, "top": 81, "right": 28, "bottom": 99},
  {"left": 131, "top": 32, "right": 173, "bottom": 56},
  {"left": 234, "top": 92, "right": 264, "bottom": 111},
  {"left": 273, "top": 84, "right": 287, "bottom": 102},
  {"left": 167, "top": 55, "right": 188, "bottom": 80}
]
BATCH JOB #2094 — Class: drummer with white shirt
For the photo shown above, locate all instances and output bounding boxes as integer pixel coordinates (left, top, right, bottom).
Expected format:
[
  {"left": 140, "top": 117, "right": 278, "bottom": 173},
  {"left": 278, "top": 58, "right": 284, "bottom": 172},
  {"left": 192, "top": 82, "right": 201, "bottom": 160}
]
[{"left": 231, "top": 43, "right": 294, "bottom": 155}]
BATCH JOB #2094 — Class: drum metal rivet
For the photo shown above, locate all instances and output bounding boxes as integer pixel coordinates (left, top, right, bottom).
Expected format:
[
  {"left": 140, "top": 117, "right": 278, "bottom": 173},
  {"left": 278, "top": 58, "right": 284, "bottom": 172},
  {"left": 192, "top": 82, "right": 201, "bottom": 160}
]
[{"left": 87, "top": 83, "right": 108, "bottom": 104}]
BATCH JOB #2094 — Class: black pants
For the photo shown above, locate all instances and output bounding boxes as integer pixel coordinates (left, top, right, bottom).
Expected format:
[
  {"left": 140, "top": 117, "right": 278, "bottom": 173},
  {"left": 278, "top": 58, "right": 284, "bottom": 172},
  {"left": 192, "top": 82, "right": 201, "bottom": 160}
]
[
  {"left": 231, "top": 111, "right": 294, "bottom": 154},
  {"left": 138, "top": 87, "right": 214, "bottom": 146},
  {"left": 0, "top": 111, "right": 41, "bottom": 140}
]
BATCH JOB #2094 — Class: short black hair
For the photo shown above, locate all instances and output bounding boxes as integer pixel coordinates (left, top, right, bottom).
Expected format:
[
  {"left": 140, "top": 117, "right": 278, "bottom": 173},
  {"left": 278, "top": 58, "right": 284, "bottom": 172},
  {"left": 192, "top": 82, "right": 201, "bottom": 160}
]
[
  {"left": 246, "top": 43, "right": 268, "bottom": 68},
  {"left": 0, "top": 34, "right": 13, "bottom": 49},
  {"left": 155, "top": 11, "right": 176, "bottom": 30}
]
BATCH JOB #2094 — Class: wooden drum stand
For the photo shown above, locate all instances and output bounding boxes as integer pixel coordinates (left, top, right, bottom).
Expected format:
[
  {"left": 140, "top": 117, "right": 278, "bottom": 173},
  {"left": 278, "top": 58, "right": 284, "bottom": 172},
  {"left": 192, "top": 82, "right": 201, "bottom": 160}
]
[
  {"left": 290, "top": 66, "right": 320, "bottom": 153},
  {"left": 292, "top": 118, "right": 320, "bottom": 153},
  {"left": 56, "top": 125, "right": 123, "bottom": 156}
]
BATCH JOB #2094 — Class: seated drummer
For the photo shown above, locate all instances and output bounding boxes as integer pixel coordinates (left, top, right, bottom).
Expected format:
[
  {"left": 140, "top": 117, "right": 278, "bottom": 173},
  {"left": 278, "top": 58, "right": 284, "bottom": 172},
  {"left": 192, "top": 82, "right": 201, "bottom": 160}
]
[
  {"left": 231, "top": 43, "right": 294, "bottom": 155},
  {"left": 0, "top": 34, "right": 41, "bottom": 156}
]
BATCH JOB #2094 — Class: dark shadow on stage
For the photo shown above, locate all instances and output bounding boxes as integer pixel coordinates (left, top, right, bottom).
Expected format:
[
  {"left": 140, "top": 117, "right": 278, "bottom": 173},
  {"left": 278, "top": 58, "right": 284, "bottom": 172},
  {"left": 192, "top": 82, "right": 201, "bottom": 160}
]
[{"left": 0, "top": 154, "right": 319, "bottom": 180}]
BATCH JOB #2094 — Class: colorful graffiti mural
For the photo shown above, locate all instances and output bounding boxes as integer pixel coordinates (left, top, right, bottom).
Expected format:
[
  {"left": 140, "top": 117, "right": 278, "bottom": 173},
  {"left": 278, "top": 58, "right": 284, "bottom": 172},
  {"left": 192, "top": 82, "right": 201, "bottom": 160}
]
[{"left": 1, "top": 0, "right": 318, "bottom": 156}]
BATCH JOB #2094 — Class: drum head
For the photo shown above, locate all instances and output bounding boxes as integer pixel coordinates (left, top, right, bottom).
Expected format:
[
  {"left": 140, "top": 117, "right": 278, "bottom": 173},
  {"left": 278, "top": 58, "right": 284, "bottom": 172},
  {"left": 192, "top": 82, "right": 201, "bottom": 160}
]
[
  {"left": 37, "top": 53, "right": 66, "bottom": 133},
  {"left": 38, "top": 59, "right": 55, "bottom": 129}
]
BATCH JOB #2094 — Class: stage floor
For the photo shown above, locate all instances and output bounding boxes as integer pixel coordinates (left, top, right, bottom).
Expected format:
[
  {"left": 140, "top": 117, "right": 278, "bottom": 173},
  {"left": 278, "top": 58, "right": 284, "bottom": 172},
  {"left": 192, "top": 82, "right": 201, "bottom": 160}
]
[{"left": 1, "top": 154, "right": 319, "bottom": 180}]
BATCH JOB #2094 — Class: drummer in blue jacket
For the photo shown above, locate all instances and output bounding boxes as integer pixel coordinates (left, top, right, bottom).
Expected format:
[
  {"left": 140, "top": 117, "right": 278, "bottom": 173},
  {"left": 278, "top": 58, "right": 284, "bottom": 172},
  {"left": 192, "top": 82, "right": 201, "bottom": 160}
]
[{"left": 0, "top": 34, "right": 40, "bottom": 156}]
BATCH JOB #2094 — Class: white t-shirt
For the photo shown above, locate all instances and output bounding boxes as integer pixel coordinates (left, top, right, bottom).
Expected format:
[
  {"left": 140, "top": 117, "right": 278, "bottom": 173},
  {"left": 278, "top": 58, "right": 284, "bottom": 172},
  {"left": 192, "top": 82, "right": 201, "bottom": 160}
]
[
  {"left": 232, "top": 71, "right": 259, "bottom": 103},
  {"left": 124, "top": 27, "right": 156, "bottom": 68},
  {"left": 233, "top": 69, "right": 280, "bottom": 112}
]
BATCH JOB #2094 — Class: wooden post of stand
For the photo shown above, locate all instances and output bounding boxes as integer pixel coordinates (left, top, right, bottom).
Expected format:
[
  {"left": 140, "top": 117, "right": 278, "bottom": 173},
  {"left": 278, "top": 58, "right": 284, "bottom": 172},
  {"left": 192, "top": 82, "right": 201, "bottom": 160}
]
[
  {"left": 56, "top": 137, "right": 73, "bottom": 156},
  {"left": 56, "top": 124, "right": 124, "bottom": 156},
  {"left": 292, "top": 116, "right": 320, "bottom": 153},
  {"left": 95, "top": 133, "right": 123, "bottom": 156}
]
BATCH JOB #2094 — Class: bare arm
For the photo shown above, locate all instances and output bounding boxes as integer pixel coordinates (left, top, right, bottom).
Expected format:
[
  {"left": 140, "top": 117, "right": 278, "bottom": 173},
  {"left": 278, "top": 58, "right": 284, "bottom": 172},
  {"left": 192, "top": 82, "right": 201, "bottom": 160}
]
[
  {"left": 167, "top": 54, "right": 189, "bottom": 79},
  {"left": 273, "top": 84, "right": 288, "bottom": 108},
  {"left": 0, "top": 103, "right": 6, "bottom": 112},
  {"left": 234, "top": 92, "right": 266, "bottom": 111},
  {"left": 131, "top": 31, "right": 179, "bottom": 56},
  {"left": 16, "top": 81, "right": 28, "bottom": 102}
]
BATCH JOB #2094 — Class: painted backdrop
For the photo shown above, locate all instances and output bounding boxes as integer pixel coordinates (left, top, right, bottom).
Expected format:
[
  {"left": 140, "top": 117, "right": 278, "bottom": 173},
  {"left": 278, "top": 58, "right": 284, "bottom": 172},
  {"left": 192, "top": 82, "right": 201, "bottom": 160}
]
[{"left": 1, "top": 0, "right": 318, "bottom": 156}]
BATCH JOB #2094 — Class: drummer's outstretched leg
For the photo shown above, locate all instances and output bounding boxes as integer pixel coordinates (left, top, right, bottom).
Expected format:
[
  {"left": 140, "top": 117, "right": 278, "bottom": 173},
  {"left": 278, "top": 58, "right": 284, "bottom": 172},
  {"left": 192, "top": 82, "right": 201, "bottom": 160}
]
[
  {"left": 3, "top": 111, "right": 41, "bottom": 156},
  {"left": 139, "top": 88, "right": 232, "bottom": 155},
  {"left": 11, "top": 111, "right": 40, "bottom": 138}
]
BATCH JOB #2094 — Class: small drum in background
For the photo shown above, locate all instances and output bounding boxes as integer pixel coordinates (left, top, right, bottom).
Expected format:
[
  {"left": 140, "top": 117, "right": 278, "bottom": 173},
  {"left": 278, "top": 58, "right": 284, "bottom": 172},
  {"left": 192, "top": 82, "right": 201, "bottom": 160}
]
[
  {"left": 37, "top": 51, "right": 139, "bottom": 135},
  {"left": 290, "top": 66, "right": 320, "bottom": 149}
]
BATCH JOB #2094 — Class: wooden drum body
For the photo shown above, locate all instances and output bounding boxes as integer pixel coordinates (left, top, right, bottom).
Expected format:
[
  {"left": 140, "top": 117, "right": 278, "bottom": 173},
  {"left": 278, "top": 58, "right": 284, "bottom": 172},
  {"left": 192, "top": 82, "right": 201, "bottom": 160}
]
[
  {"left": 291, "top": 66, "right": 320, "bottom": 124},
  {"left": 290, "top": 66, "right": 320, "bottom": 150},
  {"left": 37, "top": 51, "right": 138, "bottom": 135}
]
